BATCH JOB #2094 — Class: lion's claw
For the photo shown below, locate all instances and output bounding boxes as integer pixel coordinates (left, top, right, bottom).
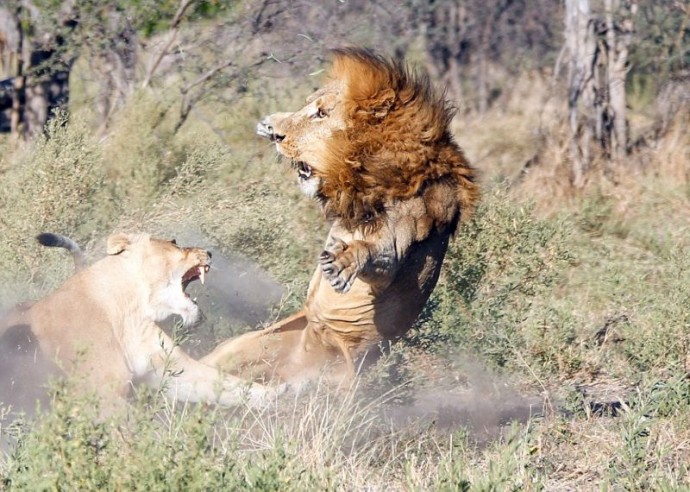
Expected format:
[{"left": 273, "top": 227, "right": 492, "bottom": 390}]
[
  {"left": 319, "top": 238, "right": 357, "bottom": 294},
  {"left": 325, "top": 237, "right": 348, "bottom": 254},
  {"left": 320, "top": 250, "right": 335, "bottom": 263},
  {"left": 330, "top": 277, "right": 351, "bottom": 293}
]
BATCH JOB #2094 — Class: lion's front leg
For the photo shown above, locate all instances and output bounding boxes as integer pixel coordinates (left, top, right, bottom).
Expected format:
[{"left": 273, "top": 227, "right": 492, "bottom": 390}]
[{"left": 319, "top": 238, "right": 372, "bottom": 294}]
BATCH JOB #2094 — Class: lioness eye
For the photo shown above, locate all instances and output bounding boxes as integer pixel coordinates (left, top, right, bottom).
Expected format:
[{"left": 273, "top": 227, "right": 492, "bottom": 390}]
[{"left": 314, "top": 107, "right": 327, "bottom": 119}]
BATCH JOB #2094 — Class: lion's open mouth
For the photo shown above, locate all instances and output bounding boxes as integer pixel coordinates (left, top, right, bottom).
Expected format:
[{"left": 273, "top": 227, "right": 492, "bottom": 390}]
[
  {"left": 182, "top": 264, "right": 211, "bottom": 299},
  {"left": 293, "top": 161, "right": 313, "bottom": 180}
]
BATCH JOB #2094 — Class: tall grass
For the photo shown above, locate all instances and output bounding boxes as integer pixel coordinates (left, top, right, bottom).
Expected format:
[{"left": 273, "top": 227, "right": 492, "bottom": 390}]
[{"left": 0, "top": 378, "right": 483, "bottom": 490}]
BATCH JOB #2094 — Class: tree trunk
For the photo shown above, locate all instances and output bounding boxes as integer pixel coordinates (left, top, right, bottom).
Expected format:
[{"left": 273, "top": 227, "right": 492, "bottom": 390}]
[
  {"left": 422, "top": 1, "right": 468, "bottom": 108},
  {"left": 564, "top": 0, "right": 636, "bottom": 185},
  {"left": 0, "top": 4, "right": 74, "bottom": 138},
  {"left": 565, "top": 0, "right": 600, "bottom": 187},
  {"left": 93, "top": 38, "right": 137, "bottom": 133},
  {"left": 476, "top": 0, "right": 514, "bottom": 115},
  {"left": 476, "top": 49, "right": 488, "bottom": 115},
  {"left": 605, "top": 0, "right": 636, "bottom": 160},
  {"left": 9, "top": 4, "right": 25, "bottom": 138}
]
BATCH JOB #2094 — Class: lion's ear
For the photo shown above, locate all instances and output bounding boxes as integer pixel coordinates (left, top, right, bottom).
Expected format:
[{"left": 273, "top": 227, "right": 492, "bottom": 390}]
[
  {"left": 368, "top": 88, "right": 395, "bottom": 118},
  {"left": 106, "top": 233, "right": 131, "bottom": 255}
]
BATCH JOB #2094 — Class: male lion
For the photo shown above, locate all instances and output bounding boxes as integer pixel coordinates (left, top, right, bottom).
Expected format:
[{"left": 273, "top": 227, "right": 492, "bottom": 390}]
[
  {"left": 0, "top": 232, "right": 276, "bottom": 407},
  {"left": 203, "top": 48, "right": 479, "bottom": 384}
]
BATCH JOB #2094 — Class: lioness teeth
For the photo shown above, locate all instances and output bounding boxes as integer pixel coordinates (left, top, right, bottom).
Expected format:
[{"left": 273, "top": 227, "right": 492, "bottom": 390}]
[{"left": 199, "top": 267, "right": 205, "bottom": 285}]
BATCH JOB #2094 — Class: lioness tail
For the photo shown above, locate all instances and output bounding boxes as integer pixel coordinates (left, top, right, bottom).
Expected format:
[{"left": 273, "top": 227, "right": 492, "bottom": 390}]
[{"left": 36, "top": 232, "right": 87, "bottom": 271}]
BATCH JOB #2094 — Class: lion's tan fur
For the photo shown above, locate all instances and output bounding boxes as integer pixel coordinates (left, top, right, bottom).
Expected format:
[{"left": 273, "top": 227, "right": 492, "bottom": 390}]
[
  {"left": 203, "top": 48, "right": 478, "bottom": 384},
  {"left": 1, "top": 233, "right": 276, "bottom": 406}
]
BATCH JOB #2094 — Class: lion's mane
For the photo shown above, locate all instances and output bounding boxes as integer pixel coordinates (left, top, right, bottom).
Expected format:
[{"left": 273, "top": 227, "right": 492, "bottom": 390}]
[{"left": 317, "top": 48, "right": 478, "bottom": 232}]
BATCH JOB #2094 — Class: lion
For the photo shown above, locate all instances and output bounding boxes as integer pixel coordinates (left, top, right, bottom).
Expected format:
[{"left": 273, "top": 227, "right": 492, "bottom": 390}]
[
  {"left": 202, "top": 48, "right": 479, "bottom": 385},
  {"left": 0, "top": 232, "right": 278, "bottom": 407}
]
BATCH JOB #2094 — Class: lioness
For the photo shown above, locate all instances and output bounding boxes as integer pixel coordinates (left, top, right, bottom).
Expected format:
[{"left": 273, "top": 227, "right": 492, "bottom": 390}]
[
  {"left": 203, "top": 48, "right": 479, "bottom": 384},
  {"left": 0, "top": 233, "right": 276, "bottom": 407}
]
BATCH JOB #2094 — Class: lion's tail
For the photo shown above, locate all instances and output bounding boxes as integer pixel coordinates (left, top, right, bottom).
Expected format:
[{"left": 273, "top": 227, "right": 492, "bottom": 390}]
[{"left": 36, "top": 232, "right": 87, "bottom": 271}]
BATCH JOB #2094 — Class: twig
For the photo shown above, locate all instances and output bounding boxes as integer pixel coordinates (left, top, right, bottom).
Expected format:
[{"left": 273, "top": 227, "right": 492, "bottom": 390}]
[
  {"left": 180, "top": 59, "right": 235, "bottom": 95},
  {"left": 141, "top": 0, "right": 197, "bottom": 88}
]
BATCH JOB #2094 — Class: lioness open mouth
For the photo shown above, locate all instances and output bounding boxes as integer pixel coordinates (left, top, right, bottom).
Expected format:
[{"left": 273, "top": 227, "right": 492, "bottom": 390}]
[
  {"left": 293, "top": 161, "right": 313, "bottom": 180},
  {"left": 182, "top": 264, "right": 211, "bottom": 299}
]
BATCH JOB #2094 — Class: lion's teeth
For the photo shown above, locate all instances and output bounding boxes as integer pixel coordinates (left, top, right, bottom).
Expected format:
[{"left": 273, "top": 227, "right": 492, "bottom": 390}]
[{"left": 199, "top": 267, "right": 205, "bottom": 285}]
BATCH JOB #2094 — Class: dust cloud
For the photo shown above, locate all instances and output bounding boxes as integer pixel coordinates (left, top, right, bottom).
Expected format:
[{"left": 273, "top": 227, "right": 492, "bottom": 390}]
[
  {"left": 0, "top": 231, "right": 286, "bottom": 452},
  {"left": 165, "top": 230, "right": 285, "bottom": 328},
  {"left": 381, "top": 358, "right": 548, "bottom": 443},
  {"left": 1, "top": 230, "right": 547, "bottom": 453},
  {"left": 0, "top": 314, "right": 56, "bottom": 453},
  {"left": 189, "top": 250, "right": 284, "bottom": 328}
]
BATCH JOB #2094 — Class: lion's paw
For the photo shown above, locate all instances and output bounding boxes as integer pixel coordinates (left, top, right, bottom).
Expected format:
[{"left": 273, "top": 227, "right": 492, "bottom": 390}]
[{"left": 319, "top": 239, "right": 358, "bottom": 294}]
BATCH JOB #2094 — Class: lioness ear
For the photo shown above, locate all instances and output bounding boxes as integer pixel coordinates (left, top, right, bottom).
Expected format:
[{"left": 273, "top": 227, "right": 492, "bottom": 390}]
[{"left": 106, "top": 233, "right": 131, "bottom": 255}]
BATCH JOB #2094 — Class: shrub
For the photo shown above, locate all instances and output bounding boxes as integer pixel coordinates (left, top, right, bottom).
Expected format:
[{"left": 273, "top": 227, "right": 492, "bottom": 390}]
[
  {"left": 411, "top": 187, "right": 576, "bottom": 377},
  {"left": 0, "top": 113, "right": 110, "bottom": 301}
]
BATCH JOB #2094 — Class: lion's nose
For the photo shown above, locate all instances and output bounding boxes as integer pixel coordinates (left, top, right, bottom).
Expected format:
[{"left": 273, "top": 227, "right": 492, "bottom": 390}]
[
  {"left": 256, "top": 119, "right": 285, "bottom": 143},
  {"left": 206, "top": 250, "right": 212, "bottom": 262}
]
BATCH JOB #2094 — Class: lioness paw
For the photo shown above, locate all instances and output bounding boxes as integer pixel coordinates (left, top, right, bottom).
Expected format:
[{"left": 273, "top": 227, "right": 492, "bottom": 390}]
[
  {"left": 319, "top": 239, "right": 359, "bottom": 294},
  {"left": 245, "top": 382, "right": 287, "bottom": 408}
]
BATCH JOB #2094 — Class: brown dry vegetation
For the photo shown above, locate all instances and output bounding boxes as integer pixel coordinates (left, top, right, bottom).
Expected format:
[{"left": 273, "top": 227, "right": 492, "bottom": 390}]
[{"left": 1, "top": 1, "right": 690, "bottom": 490}]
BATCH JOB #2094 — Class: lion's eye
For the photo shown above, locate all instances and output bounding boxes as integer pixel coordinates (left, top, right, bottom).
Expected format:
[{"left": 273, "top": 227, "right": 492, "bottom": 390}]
[{"left": 313, "top": 107, "right": 327, "bottom": 119}]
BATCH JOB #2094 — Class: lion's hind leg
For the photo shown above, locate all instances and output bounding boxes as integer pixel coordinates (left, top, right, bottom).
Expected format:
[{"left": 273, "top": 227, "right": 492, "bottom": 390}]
[
  {"left": 200, "top": 311, "right": 309, "bottom": 383},
  {"left": 202, "top": 311, "right": 359, "bottom": 388}
]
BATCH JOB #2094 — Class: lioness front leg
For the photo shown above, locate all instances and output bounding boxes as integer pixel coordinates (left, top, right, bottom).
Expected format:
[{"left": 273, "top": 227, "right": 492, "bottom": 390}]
[
  {"left": 146, "top": 330, "right": 281, "bottom": 407},
  {"left": 159, "top": 351, "right": 282, "bottom": 407}
]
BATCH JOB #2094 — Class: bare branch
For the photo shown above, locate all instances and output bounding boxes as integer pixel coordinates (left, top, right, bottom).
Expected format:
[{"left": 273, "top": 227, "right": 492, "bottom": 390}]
[
  {"left": 180, "top": 59, "right": 235, "bottom": 95},
  {"left": 141, "top": 0, "right": 197, "bottom": 89}
]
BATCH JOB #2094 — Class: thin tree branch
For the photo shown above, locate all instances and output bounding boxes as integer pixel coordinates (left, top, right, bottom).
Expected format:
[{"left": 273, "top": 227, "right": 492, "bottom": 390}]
[
  {"left": 141, "top": 0, "right": 197, "bottom": 88},
  {"left": 180, "top": 59, "right": 235, "bottom": 95}
]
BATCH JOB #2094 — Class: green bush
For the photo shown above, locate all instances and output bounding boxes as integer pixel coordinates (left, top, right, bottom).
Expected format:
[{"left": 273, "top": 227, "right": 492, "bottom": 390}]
[
  {"left": 0, "top": 113, "right": 110, "bottom": 301},
  {"left": 411, "top": 188, "right": 576, "bottom": 377}
]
